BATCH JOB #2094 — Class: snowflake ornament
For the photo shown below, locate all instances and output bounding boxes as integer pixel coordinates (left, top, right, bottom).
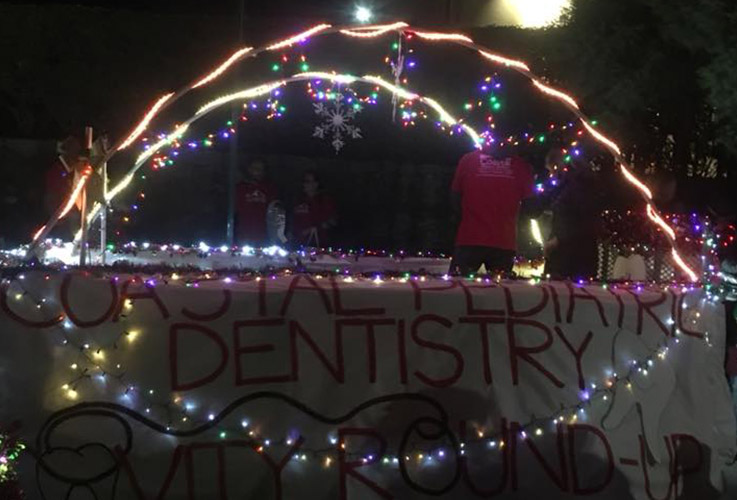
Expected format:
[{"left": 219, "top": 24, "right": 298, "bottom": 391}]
[{"left": 313, "top": 92, "right": 362, "bottom": 153}]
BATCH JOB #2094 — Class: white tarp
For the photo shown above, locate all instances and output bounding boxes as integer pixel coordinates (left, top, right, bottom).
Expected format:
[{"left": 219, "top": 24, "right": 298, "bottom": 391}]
[{"left": 0, "top": 271, "right": 734, "bottom": 499}]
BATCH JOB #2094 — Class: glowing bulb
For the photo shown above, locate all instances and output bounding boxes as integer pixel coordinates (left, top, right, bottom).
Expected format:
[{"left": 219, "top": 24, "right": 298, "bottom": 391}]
[
  {"left": 504, "top": 0, "right": 569, "bottom": 28},
  {"left": 355, "top": 6, "right": 372, "bottom": 23}
]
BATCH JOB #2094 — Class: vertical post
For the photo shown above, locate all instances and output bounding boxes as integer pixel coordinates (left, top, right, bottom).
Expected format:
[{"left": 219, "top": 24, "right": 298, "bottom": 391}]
[
  {"left": 391, "top": 33, "right": 404, "bottom": 123},
  {"left": 79, "top": 126, "right": 93, "bottom": 266},
  {"left": 227, "top": 107, "right": 237, "bottom": 247},
  {"left": 226, "top": 0, "right": 246, "bottom": 247},
  {"left": 100, "top": 159, "right": 107, "bottom": 265}
]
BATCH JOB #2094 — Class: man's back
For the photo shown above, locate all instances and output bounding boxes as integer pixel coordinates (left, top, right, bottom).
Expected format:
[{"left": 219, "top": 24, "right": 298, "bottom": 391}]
[{"left": 452, "top": 150, "right": 534, "bottom": 250}]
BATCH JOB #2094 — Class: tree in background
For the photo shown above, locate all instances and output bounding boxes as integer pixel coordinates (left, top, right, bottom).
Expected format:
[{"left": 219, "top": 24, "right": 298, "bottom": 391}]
[
  {"left": 536, "top": 0, "right": 737, "bottom": 179},
  {"left": 652, "top": 0, "right": 737, "bottom": 159}
]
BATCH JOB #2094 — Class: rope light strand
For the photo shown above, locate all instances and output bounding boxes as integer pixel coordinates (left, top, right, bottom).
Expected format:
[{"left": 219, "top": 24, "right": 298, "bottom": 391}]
[{"left": 28, "top": 22, "right": 695, "bottom": 282}]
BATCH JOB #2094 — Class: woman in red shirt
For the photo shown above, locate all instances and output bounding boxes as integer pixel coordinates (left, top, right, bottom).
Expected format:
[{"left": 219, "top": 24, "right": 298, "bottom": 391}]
[{"left": 291, "top": 171, "right": 336, "bottom": 248}]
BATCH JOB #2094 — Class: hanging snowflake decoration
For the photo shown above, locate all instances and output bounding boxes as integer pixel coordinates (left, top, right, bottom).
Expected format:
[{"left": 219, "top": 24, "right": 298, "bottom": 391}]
[{"left": 313, "top": 92, "right": 362, "bottom": 153}]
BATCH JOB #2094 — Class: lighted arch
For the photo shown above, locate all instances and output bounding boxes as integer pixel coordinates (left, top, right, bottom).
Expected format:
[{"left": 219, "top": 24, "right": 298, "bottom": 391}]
[
  {"left": 105, "top": 72, "right": 483, "bottom": 206},
  {"left": 30, "top": 22, "right": 697, "bottom": 281}
]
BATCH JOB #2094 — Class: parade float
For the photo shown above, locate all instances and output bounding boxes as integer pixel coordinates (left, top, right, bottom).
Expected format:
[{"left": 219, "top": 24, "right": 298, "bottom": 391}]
[{"left": 0, "top": 22, "right": 735, "bottom": 499}]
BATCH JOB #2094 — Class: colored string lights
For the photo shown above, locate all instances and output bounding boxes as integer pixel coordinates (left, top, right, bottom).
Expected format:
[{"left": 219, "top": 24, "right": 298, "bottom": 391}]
[
  {"left": 2, "top": 271, "right": 713, "bottom": 474},
  {"left": 0, "top": 429, "right": 24, "bottom": 484},
  {"left": 94, "top": 71, "right": 483, "bottom": 233},
  {"left": 30, "top": 22, "right": 698, "bottom": 282}
]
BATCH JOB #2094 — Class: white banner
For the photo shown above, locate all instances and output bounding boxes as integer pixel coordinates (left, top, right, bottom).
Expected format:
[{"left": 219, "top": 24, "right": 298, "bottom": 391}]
[{"left": 0, "top": 271, "right": 734, "bottom": 499}]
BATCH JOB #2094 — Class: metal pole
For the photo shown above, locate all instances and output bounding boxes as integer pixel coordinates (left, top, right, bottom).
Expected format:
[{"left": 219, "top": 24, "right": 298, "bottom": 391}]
[
  {"left": 79, "top": 126, "right": 93, "bottom": 266},
  {"left": 100, "top": 159, "right": 107, "bottom": 265},
  {"left": 227, "top": 110, "right": 237, "bottom": 246},
  {"left": 79, "top": 188, "right": 88, "bottom": 266},
  {"left": 226, "top": 0, "right": 246, "bottom": 246}
]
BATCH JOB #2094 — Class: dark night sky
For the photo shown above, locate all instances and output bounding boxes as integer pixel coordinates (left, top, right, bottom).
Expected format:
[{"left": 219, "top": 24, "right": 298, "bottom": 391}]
[
  {"left": 2, "top": 0, "right": 408, "bottom": 19},
  {"left": 0, "top": 0, "right": 459, "bottom": 27}
]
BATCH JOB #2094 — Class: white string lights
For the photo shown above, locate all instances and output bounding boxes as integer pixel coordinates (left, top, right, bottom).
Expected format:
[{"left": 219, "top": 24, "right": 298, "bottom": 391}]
[
  {"left": 192, "top": 47, "right": 254, "bottom": 89},
  {"left": 30, "top": 22, "right": 698, "bottom": 282},
  {"left": 117, "top": 93, "right": 176, "bottom": 151},
  {"left": 3, "top": 273, "right": 711, "bottom": 470},
  {"left": 88, "top": 72, "right": 483, "bottom": 232}
]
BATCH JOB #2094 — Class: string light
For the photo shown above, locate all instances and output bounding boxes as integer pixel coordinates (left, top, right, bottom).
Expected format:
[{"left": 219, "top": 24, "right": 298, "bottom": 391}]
[
  {"left": 620, "top": 163, "right": 653, "bottom": 199},
  {"left": 197, "top": 83, "right": 286, "bottom": 116},
  {"left": 532, "top": 79, "right": 579, "bottom": 109},
  {"left": 672, "top": 249, "right": 699, "bottom": 283},
  {"left": 192, "top": 47, "right": 254, "bottom": 89},
  {"left": 646, "top": 204, "right": 677, "bottom": 240},
  {"left": 340, "top": 22, "right": 409, "bottom": 38},
  {"left": 6, "top": 269, "right": 711, "bottom": 459},
  {"left": 266, "top": 24, "right": 332, "bottom": 51},
  {"left": 581, "top": 120, "right": 621, "bottom": 156},
  {"left": 410, "top": 30, "right": 473, "bottom": 43},
  {"left": 27, "top": 22, "right": 704, "bottom": 292},
  {"left": 0, "top": 428, "right": 25, "bottom": 487},
  {"left": 477, "top": 50, "right": 531, "bottom": 72},
  {"left": 117, "top": 93, "right": 176, "bottom": 151}
]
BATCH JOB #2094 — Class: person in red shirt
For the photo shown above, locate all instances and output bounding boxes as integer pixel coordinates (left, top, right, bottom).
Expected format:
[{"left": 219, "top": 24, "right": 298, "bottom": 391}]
[
  {"left": 449, "top": 148, "right": 535, "bottom": 275},
  {"left": 291, "top": 171, "right": 336, "bottom": 247},
  {"left": 235, "top": 159, "right": 278, "bottom": 246}
]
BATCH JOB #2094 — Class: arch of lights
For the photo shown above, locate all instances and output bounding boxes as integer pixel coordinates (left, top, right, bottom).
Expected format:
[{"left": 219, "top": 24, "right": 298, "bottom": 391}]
[{"left": 29, "top": 22, "right": 698, "bottom": 282}]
